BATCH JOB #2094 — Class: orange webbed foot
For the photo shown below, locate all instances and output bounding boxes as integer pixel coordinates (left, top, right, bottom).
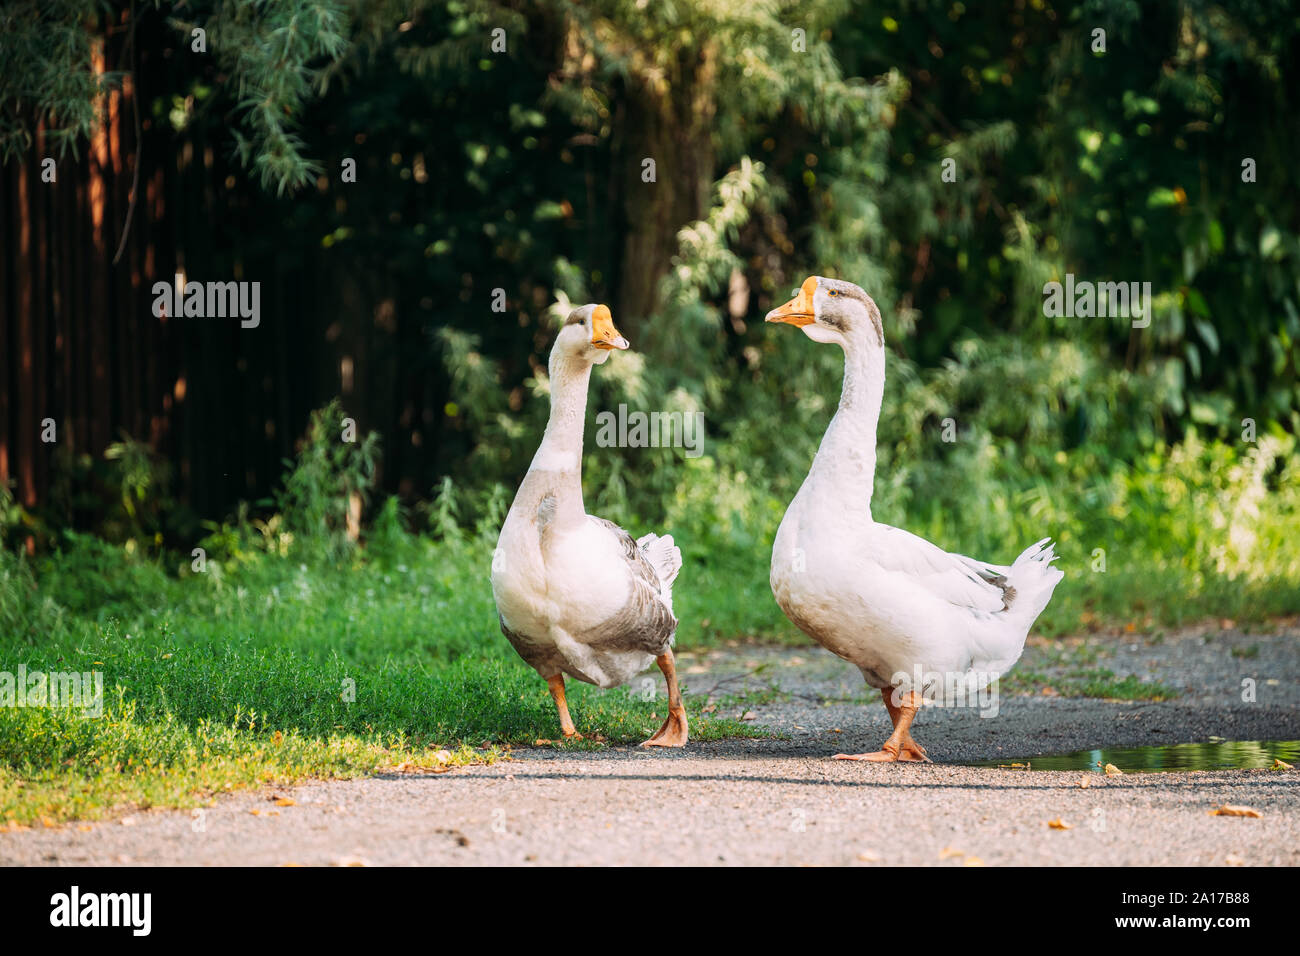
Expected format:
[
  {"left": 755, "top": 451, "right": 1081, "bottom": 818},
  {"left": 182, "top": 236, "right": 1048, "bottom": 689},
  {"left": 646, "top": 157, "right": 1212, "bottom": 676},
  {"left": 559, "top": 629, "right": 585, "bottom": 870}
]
[
  {"left": 833, "top": 742, "right": 901, "bottom": 762},
  {"left": 640, "top": 705, "right": 688, "bottom": 748}
]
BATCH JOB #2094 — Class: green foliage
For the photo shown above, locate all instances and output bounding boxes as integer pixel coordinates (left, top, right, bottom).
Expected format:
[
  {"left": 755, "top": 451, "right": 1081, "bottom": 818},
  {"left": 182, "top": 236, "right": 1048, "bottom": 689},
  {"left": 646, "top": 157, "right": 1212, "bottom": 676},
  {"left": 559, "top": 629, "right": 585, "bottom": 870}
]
[
  {"left": 102, "top": 435, "right": 174, "bottom": 545},
  {"left": 197, "top": 0, "right": 351, "bottom": 194},
  {"left": 273, "top": 399, "right": 379, "bottom": 563},
  {"left": 4, "top": 2, "right": 1298, "bottom": 463},
  {"left": 0, "top": 0, "right": 118, "bottom": 160}
]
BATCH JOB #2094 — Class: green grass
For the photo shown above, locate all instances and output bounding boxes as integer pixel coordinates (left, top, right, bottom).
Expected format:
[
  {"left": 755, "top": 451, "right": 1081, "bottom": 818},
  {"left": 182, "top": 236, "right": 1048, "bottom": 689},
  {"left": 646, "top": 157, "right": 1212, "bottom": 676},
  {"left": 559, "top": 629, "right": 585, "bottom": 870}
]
[
  {"left": 1000, "top": 667, "right": 1181, "bottom": 701},
  {"left": 0, "top": 533, "right": 767, "bottom": 827}
]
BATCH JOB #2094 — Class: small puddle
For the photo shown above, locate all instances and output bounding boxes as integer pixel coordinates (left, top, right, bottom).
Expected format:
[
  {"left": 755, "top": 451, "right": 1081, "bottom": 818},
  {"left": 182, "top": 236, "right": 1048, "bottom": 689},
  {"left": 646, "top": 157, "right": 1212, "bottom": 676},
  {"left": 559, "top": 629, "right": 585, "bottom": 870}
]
[{"left": 971, "top": 739, "right": 1300, "bottom": 773}]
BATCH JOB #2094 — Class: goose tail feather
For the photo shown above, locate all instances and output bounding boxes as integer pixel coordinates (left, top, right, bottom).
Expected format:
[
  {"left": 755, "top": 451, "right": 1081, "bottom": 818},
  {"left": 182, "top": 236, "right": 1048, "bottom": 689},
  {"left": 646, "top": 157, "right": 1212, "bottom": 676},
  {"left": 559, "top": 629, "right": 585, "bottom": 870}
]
[
  {"left": 636, "top": 532, "right": 682, "bottom": 587},
  {"left": 1005, "top": 537, "right": 1064, "bottom": 627}
]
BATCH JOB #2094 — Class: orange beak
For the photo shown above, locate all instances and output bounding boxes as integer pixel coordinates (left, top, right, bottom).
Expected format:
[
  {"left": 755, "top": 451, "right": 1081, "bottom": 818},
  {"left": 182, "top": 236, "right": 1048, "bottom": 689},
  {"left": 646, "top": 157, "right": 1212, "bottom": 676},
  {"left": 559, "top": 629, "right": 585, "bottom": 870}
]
[
  {"left": 765, "top": 276, "right": 818, "bottom": 327},
  {"left": 591, "top": 304, "right": 630, "bottom": 350}
]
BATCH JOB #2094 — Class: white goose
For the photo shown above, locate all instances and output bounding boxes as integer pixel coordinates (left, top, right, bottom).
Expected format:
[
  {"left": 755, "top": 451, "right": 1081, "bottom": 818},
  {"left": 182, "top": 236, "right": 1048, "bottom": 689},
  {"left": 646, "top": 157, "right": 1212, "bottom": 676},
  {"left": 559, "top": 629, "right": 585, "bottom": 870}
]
[
  {"left": 491, "top": 304, "right": 688, "bottom": 747},
  {"left": 766, "top": 276, "right": 1063, "bottom": 761}
]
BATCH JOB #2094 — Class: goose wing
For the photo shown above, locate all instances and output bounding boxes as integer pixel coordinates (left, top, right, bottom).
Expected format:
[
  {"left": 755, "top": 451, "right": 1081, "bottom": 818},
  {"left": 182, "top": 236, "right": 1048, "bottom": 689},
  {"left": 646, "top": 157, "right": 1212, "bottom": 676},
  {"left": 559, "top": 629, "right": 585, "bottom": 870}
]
[
  {"left": 584, "top": 516, "right": 678, "bottom": 651},
  {"left": 869, "top": 523, "right": 1014, "bottom": 613}
]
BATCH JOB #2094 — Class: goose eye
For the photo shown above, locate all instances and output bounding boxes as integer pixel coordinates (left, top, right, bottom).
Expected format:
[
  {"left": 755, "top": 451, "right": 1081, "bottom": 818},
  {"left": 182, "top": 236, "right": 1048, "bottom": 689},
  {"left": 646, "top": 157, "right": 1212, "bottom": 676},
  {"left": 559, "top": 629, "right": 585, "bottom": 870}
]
[{"left": 827, "top": 290, "right": 839, "bottom": 297}]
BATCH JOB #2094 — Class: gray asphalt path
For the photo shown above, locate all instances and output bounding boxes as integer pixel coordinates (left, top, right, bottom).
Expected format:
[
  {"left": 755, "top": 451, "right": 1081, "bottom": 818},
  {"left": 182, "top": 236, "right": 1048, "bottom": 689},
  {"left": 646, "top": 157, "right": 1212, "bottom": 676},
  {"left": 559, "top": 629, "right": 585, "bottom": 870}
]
[{"left": 3, "top": 624, "right": 1297, "bottom": 866}]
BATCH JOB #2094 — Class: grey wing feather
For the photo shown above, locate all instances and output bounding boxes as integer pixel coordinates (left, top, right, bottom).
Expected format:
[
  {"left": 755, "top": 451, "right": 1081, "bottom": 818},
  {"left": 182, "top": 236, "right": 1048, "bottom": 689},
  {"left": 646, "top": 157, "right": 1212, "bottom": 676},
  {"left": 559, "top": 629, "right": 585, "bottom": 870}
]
[
  {"left": 587, "top": 517, "right": 678, "bottom": 654},
  {"left": 958, "top": 558, "right": 1016, "bottom": 609},
  {"left": 590, "top": 517, "right": 669, "bottom": 594}
]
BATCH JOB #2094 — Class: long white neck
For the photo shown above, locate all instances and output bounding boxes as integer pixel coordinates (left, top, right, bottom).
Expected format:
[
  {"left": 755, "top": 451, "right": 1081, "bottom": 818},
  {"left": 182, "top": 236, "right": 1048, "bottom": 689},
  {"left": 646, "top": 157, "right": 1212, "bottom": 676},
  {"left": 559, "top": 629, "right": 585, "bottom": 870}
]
[
  {"left": 803, "top": 342, "right": 885, "bottom": 518},
  {"left": 517, "top": 349, "right": 593, "bottom": 531},
  {"left": 535, "top": 352, "right": 591, "bottom": 470}
]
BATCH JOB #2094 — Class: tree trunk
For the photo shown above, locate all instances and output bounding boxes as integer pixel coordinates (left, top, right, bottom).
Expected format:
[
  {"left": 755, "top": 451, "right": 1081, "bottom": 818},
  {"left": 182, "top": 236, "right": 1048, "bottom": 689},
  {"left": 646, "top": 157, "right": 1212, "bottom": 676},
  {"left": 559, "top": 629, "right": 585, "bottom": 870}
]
[{"left": 614, "top": 42, "right": 717, "bottom": 342}]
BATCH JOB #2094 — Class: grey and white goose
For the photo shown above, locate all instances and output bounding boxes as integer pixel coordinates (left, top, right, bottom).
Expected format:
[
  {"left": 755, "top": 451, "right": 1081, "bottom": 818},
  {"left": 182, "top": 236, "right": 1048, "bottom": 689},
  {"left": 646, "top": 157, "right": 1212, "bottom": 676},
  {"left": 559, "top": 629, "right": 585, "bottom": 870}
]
[{"left": 491, "top": 304, "right": 688, "bottom": 746}]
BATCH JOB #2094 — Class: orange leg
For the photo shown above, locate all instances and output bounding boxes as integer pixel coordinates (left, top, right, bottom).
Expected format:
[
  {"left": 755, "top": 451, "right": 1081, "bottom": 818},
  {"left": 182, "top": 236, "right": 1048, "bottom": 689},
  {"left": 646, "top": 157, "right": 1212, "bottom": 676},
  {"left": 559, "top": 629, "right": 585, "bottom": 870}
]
[
  {"left": 641, "top": 650, "right": 689, "bottom": 748},
  {"left": 834, "top": 688, "right": 929, "bottom": 762},
  {"left": 881, "top": 688, "right": 929, "bottom": 762},
  {"left": 547, "top": 674, "right": 583, "bottom": 740}
]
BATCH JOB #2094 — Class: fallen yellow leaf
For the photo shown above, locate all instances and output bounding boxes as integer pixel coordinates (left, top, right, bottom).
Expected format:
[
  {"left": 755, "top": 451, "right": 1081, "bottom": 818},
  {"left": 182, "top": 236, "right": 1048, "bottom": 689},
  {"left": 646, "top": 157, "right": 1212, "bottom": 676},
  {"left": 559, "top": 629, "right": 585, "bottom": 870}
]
[
  {"left": 1048, "top": 817, "right": 1072, "bottom": 830},
  {"left": 1208, "top": 805, "right": 1262, "bottom": 818},
  {"left": 938, "top": 846, "right": 965, "bottom": 860},
  {"left": 1104, "top": 763, "right": 1122, "bottom": 775},
  {"left": 1079, "top": 776, "right": 1090, "bottom": 789},
  {"left": 1273, "top": 758, "right": 1294, "bottom": 770},
  {"left": 275, "top": 798, "right": 296, "bottom": 807},
  {"left": 963, "top": 856, "right": 986, "bottom": 867}
]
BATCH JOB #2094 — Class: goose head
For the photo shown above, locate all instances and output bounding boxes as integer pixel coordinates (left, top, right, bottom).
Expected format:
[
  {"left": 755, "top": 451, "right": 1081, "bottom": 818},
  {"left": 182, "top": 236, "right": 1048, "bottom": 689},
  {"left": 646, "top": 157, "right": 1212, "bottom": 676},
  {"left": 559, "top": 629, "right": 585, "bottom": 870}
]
[
  {"left": 765, "top": 276, "right": 884, "bottom": 351},
  {"left": 556, "top": 303, "right": 630, "bottom": 365}
]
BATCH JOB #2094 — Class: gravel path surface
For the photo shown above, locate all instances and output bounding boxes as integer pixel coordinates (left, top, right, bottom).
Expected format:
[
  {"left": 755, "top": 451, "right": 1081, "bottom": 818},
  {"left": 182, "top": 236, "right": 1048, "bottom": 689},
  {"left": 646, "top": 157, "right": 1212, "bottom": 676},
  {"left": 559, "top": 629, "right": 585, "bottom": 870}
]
[{"left": 4, "top": 624, "right": 1297, "bottom": 866}]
